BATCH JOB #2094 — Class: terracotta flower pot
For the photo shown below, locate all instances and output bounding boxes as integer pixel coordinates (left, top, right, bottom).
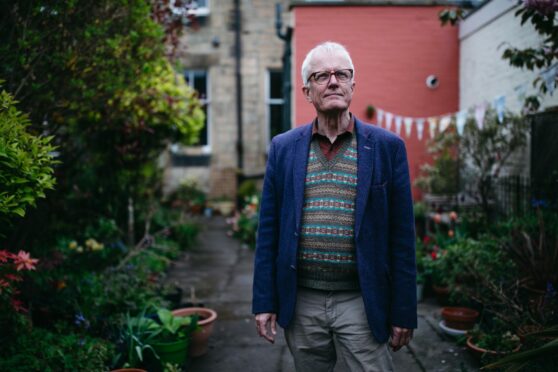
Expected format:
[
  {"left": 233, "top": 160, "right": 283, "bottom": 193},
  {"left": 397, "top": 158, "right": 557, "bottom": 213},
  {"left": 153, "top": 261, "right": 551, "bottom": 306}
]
[
  {"left": 466, "top": 336, "right": 521, "bottom": 360},
  {"left": 172, "top": 307, "right": 218, "bottom": 357},
  {"left": 441, "top": 307, "right": 479, "bottom": 330}
]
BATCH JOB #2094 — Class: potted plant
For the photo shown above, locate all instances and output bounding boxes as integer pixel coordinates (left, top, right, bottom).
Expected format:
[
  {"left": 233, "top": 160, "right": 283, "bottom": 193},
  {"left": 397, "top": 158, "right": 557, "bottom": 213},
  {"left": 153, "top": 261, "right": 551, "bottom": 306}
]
[
  {"left": 466, "top": 328, "right": 521, "bottom": 361},
  {"left": 483, "top": 325, "right": 558, "bottom": 370},
  {"left": 118, "top": 308, "right": 198, "bottom": 371},
  {"left": 211, "top": 196, "right": 235, "bottom": 216},
  {"left": 441, "top": 307, "right": 479, "bottom": 330},
  {"left": 365, "top": 104, "right": 375, "bottom": 120},
  {"left": 172, "top": 307, "right": 217, "bottom": 357}
]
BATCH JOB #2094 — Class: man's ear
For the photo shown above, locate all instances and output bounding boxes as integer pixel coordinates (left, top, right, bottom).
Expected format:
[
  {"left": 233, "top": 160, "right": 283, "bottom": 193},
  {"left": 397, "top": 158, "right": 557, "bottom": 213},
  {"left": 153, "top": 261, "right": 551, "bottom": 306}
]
[{"left": 302, "top": 86, "right": 312, "bottom": 103}]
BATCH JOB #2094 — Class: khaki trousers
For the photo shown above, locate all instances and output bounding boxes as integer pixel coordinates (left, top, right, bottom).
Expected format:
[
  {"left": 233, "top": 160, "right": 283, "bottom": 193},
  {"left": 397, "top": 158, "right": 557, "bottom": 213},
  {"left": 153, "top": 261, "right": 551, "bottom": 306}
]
[{"left": 284, "top": 287, "right": 394, "bottom": 372}]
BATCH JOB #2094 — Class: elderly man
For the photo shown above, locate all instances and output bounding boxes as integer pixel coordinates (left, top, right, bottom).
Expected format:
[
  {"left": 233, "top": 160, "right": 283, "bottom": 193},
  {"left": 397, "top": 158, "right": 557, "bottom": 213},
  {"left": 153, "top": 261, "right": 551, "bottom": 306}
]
[{"left": 252, "top": 41, "right": 417, "bottom": 371}]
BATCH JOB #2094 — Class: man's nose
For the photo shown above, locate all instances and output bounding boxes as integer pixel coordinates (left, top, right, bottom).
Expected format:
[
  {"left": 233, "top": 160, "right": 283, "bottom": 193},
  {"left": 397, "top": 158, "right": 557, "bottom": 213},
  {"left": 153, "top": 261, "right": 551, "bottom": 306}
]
[{"left": 327, "top": 73, "right": 339, "bottom": 86}]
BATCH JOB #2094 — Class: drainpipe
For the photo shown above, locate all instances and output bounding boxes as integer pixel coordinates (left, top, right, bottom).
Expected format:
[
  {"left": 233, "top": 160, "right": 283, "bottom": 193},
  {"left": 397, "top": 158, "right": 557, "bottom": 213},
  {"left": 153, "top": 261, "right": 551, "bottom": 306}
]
[
  {"left": 234, "top": 0, "right": 243, "bottom": 204},
  {"left": 275, "top": 3, "right": 292, "bottom": 133}
]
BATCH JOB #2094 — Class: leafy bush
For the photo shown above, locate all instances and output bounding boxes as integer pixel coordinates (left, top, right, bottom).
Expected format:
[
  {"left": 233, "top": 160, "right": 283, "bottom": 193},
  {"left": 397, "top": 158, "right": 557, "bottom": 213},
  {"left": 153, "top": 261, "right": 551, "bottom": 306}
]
[
  {"left": 172, "top": 223, "right": 199, "bottom": 249},
  {"left": 0, "top": 319, "right": 114, "bottom": 372},
  {"left": 0, "top": 87, "right": 56, "bottom": 223},
  {"left": 415, "top": 130, "right": 459, "bottom": 195}
]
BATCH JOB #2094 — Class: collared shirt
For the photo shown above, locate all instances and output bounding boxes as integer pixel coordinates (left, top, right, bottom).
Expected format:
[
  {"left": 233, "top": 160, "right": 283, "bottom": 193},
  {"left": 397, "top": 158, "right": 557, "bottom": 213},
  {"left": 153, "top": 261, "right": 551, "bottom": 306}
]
[{"left": 311, "top": 115, "right": 355, "bottom": 161}]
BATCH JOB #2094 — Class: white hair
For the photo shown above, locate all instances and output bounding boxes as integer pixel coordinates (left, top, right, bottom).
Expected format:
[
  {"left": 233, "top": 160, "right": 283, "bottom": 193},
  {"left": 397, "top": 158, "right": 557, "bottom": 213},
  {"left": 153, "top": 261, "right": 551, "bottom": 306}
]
[{"left": 301, "top": 41, "right": 355, "bottom": 86}]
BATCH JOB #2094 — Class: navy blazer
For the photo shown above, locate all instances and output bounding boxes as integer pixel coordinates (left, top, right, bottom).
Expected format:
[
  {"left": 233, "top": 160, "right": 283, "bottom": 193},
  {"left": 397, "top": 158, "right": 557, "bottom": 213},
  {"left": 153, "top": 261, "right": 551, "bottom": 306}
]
[{"left": 252, "top": 117, "right": 417, "bottom": 343}]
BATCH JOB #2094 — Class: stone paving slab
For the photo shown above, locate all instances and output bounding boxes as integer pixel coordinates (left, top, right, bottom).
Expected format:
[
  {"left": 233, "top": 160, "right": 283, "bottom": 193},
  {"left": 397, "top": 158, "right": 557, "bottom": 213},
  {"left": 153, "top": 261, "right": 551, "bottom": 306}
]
[{"left": 166, "top": 217, "right": 479, "bottom": 372}]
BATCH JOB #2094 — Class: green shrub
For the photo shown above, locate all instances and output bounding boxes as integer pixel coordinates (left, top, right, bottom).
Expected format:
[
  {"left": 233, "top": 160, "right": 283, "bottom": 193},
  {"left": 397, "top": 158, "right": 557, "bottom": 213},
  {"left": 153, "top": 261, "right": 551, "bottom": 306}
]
[
  {"left": 172, "top": 223, "right": 199, "bottom": 249},
  {"left": 0, "top": 320, "right": 114, "bottom": 372},
  {"left": 0, "top": 87, "right": 56, "bottom": 223}
]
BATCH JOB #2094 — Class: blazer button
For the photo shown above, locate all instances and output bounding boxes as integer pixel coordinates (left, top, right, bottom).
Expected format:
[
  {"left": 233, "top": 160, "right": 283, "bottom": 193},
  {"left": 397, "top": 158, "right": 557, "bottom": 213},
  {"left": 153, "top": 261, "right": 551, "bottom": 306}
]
[
  {"left": 290, "top": 265, "right": 296, "bottom": 270},
  {"left": 294, "top": 232, "right": 298, "bottom": 237}
]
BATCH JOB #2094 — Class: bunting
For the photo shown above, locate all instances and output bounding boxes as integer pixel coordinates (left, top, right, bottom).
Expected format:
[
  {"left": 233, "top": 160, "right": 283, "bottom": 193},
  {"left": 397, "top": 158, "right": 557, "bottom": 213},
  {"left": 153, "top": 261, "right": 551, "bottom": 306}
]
[
  {"left": 394, "top": 116, "right": 402, "bottom": 135},
  {"left": 385, "top": 112, "right": 394, "bottom": 131},
  {"left": 367, "top": 68, "right": 549, "bottom": 141}
]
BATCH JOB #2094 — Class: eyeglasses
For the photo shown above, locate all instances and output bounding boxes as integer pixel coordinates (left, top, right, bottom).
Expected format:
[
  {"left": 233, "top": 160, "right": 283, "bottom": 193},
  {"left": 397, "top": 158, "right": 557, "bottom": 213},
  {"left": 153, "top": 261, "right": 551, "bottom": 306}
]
[{"left": 308, "top": 69, "right": 353, "bottom": 85}]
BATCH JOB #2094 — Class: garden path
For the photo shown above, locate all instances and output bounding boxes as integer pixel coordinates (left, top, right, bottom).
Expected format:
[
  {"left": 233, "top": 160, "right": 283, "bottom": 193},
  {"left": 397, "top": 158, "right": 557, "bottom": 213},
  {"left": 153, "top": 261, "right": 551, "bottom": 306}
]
[{"left": 166, "top": 217, "right": 479, "bottom": 372}]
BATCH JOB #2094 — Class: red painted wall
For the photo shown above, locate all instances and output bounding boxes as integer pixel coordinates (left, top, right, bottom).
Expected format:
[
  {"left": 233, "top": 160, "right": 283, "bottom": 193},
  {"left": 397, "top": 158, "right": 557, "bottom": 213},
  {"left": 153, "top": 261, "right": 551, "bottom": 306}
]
[{"left": 292, "top": 6, "right": 459, "bottom": 200}]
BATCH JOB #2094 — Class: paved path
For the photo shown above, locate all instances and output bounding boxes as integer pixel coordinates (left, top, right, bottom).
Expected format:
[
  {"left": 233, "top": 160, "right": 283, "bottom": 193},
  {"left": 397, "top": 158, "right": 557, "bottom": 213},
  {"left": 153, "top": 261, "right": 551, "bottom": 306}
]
[{"left": 166, "top": 217, "right": 479, "bottom": 372}]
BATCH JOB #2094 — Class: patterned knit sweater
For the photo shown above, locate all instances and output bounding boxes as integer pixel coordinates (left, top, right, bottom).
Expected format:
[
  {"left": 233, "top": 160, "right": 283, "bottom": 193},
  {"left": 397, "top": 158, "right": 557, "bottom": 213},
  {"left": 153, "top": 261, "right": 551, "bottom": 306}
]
[{"left": 297, "top": 133, "right": 359, "bottom": 291}]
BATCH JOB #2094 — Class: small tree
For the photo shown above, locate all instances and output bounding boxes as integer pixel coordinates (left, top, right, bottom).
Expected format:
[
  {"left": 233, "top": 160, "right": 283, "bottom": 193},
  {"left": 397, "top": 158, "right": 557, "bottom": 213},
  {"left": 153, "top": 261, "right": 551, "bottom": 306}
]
[
  {"left": 460, "top": 108, "right": 528, "bottom": 219},
  {"left": 415, "top": 129, "right": 460, "bottom": 195}
]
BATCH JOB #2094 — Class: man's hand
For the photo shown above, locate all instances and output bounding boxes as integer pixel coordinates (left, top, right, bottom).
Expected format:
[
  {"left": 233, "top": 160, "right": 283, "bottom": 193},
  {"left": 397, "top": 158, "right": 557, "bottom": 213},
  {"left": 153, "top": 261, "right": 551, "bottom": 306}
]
[
  {"left": 389, "top": 326, "right": 413, "bottom": 352},
  {"left": 255, "top": 313, "right": 277, "bottom": 343}
]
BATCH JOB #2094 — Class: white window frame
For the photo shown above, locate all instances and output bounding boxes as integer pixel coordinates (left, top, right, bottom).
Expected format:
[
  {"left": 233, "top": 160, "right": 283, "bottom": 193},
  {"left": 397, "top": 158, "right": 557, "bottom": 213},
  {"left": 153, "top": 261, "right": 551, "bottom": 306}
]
[{"left": 184, "top": 69, "right": 211, "bottom": 154}]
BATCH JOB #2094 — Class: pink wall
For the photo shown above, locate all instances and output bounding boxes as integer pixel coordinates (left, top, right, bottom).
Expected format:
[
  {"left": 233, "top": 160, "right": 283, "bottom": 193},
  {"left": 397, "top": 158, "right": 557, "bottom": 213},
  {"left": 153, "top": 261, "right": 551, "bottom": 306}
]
[{"left": 292, "top": 6, "right": 459, "bottom": 199}]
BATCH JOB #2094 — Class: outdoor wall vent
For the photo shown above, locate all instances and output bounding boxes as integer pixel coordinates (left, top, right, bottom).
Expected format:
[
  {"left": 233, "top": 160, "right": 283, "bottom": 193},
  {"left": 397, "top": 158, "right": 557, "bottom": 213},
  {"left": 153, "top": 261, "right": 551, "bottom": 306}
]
[{"left": 426, "top": 75, "right": 439, "bottom": 89}]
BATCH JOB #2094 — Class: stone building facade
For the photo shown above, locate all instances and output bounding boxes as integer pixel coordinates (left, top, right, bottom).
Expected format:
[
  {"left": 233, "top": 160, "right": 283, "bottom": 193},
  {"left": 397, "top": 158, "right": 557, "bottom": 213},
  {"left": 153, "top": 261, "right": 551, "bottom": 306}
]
[{"left": 165, "top": 0, "right": 291, "bottom": 199}]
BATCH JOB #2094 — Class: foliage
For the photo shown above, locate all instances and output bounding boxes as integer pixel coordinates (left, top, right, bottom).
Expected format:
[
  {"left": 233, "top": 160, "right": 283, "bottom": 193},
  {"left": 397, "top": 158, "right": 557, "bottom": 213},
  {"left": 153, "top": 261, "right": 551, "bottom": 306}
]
[
  {"left": 168, "top": 179, "right": 207, "bottom": 209},
  {"left": 172, "top": 223, "right": 199, "bottom": 249},
  {"left": 459, "top": 109, "right": 528, "bottom": 220},
  {"left": 468, "top": 326, "right": 521, "bottom": 354},
  {"left": 445, "top": 237, "right": 520, "bottom": 322},
  {"left": 483, "top": 325, "right": 558, "bottom": 371},
  {"left": 118, "top": 307, "right": 198, "bottom": 368},
  {"left": 439, "top": 1, "right": 558, "bottom": 111},
  {"left": 500, "top": 208, "right": 558, "bottom": 291},
  {"left": 0, "top": 87, "right": 56, "bottom": 223},
  {"left": 0, "top": 249, "right": 38, "bottom": 313},
  {"left": 237, "top": 179, "right": 258, "bottom": 201},
  {"left": 414, "top": 129, "right": 459, "bottom": 195},
  {"left": 0, "top": 0, "right": 204, "bottom": 249},
  {"left": 0, "top": 318, "right": 114, "bottom": 372},
  {"left": 413, "top": 201, "right": 427, "bottom": 220},
  {"left": 228, "top": 195, "right": 260, "bottom": 249}
]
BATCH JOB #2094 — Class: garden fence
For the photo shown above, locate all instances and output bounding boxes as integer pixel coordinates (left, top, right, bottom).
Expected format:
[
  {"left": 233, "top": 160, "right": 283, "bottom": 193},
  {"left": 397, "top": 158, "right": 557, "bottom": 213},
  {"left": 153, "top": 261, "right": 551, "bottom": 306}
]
[{"left": 492, "top": 175, "right": 531, "bottom": 217}]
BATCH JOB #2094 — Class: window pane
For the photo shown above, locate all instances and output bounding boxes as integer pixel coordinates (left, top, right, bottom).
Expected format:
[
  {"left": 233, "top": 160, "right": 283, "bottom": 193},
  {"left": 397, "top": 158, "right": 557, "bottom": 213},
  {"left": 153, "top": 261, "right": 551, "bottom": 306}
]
[
  {"left": 270, "top": 71, "right": 283, "bottom": 99},
  {"left": 193, "top": 103, "right": 208, "bottom": 146},
  {"left": 193, "top": 72, "right": 207, "bottom": 100},
  {"left": 269, "top": 104, "right": 283, "bottom": 141}
]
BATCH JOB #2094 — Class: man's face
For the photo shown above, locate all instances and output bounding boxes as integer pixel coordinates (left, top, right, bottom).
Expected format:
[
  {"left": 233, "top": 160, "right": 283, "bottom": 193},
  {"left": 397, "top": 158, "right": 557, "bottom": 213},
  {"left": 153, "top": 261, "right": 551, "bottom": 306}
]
[{"left": 302, "top": 50, "right": 355, "bottom": 115}]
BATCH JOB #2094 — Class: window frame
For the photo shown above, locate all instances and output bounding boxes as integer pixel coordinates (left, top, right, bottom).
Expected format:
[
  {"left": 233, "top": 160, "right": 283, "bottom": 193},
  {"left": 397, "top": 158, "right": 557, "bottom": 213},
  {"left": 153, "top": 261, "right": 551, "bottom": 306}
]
[{"left": 184, "top": 69, "right": 211, "bottom": 153}]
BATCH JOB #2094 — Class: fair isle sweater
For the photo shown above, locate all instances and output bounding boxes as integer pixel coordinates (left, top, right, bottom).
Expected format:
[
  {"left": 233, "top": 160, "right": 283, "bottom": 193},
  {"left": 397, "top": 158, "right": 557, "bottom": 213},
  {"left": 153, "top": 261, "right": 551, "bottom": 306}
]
[{"left": 297, "top": 133, "right": 359, "bottom": 291}]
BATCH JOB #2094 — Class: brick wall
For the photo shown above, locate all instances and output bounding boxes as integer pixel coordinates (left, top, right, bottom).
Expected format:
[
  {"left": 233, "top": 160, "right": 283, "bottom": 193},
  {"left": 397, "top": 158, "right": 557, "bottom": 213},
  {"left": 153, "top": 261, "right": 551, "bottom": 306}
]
[{"left": 292, "top": 5, "right": 460, "bottom": 200}]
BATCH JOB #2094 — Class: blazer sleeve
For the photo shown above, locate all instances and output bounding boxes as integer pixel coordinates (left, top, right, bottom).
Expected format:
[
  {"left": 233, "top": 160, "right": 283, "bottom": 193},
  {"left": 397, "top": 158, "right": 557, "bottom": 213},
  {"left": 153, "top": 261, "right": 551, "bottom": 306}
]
[
  {"left": 388, "top": 139, "right": 418, "bottom": 329},
  {"left": 252, "top": 140, "right": 279, "bottom": 314}
]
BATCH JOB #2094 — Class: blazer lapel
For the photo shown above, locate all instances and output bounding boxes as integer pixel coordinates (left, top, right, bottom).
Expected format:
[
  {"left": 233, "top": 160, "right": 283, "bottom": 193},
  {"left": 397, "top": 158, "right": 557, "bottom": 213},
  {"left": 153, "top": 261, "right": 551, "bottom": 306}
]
[
  {"left": 355, "top": 119, "right": 375, "bottom": 238},
  {"left": 293, "top": 124, "right": 312, "bottom": 231}
]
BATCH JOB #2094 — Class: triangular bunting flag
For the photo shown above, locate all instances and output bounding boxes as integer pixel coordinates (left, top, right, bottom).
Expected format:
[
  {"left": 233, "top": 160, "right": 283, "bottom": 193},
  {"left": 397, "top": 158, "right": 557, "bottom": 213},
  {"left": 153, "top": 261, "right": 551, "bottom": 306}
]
[
  {"left": 441, "top": 116, "right": 451, "bottom": 133},
  {"left": 456, "top": 110, "right": 467, "bottom": 136},
  {"left": 428, "top": 117, "right": 437, "bottom": 139},
  {"left": 385, "top": 112, "right": 394, "bottom": 131},
  {"left": 394, "top": 116, "right": 402, "bottom": 135},
  {"left": 416, "top": 118, "right": 425, "bottom": 140},
  {"left": 404, "top": 117, "right": 413, "bottom": 138},
  {"left": 377, "top": 109, "right": 384, "bottom": 127},
  {"left": 475, "top": 103, "right": 487, "bottom": 130},
  {"left": 493, "top": 95, "right": 506, "bottom": 123}
]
